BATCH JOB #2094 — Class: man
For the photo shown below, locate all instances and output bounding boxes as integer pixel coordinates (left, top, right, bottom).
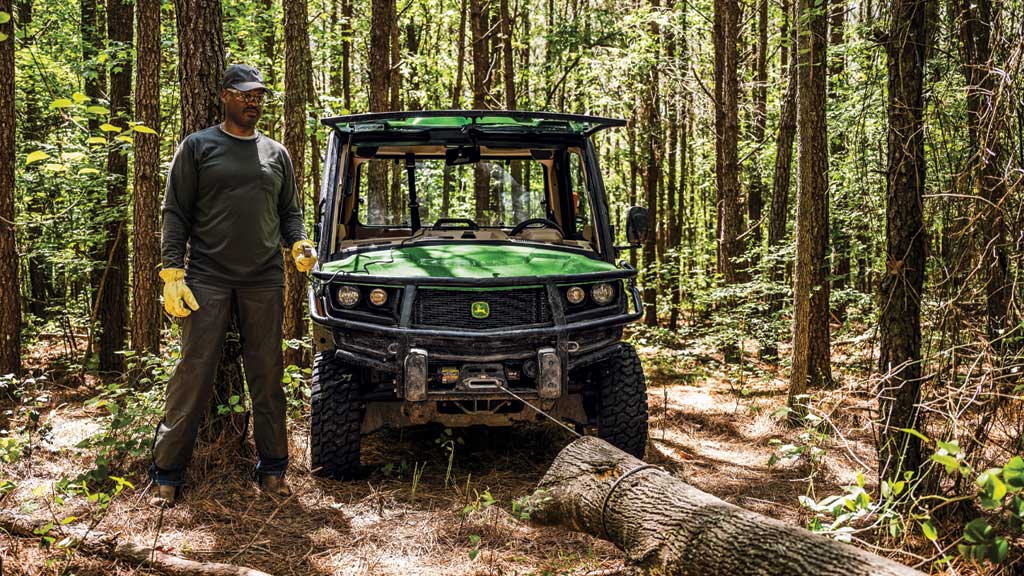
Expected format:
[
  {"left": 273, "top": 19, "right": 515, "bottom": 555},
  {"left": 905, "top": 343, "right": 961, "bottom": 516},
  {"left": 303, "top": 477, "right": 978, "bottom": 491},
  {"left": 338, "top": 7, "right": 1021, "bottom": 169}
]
[{"left": 150, "top": 64, "right": 316, "bottom": 508}]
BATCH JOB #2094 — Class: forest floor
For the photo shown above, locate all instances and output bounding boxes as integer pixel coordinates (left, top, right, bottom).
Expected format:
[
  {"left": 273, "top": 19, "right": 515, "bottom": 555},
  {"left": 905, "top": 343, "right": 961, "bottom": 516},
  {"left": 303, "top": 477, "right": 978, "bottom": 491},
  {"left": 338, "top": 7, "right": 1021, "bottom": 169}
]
[{"left": 1, "top": 331, "right": 911, "bottom": 576}]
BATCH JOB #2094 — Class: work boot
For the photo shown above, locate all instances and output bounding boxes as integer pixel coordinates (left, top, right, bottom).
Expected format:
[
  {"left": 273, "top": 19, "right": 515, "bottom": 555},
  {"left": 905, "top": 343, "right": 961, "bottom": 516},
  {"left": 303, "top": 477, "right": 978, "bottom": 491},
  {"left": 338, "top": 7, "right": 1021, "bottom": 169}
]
[
  {"left": 259, "top": 474, "right": 291, "bottom": 498},
  {"left": 148, "top": 484, "right": 178, "bottom": 509}
]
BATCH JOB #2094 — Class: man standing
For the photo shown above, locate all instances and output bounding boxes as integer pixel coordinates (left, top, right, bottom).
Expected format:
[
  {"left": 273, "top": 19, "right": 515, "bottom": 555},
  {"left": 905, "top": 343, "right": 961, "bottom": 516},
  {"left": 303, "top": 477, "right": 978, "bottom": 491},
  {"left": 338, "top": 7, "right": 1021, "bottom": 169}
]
[{"left": 150, "top": 64, "right": 316, "bottom": 508}]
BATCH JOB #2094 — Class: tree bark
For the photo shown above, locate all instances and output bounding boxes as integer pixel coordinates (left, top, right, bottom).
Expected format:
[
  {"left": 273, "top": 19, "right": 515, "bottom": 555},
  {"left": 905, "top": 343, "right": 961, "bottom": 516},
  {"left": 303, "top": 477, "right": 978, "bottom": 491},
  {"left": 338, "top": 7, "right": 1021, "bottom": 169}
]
[
  {"left": 0, "top": 0, "right": 19, "bottom": 375},
  {"left": 471, "top": 0, "right": 491, "bottom": 224},
  {"left": 713, "top": 0, "right": 743, "bottom": 284},
  {"left": 524, "top": 437, "right": 924, "bottom": 576},
  {"left": 81, "top": 0, "right": 105, "bottom": 133},
  {"left": 258, "top": 0, "right": 278, "bottom": 139},
  {"left": 283, "top": 0, "right": 312, "bottom": 370},
  {"left": 95, "top": 0, "right": 133, "bottom": 373},
  {"left": 367, "top": 0, "right": 392, "bottom": 222},
  {"left": 746, "top": 0, "right": 768, "bottom": 261},
  {"left": 767, "top": 0, "right": 797, "bottom": 322},
  {"left": 878, "top": 0, "right": 927, "bottom": 482},
  {"left": 789, "top": 0, "right": 832, "bottom": 409},
  {"left": 132, "top": 0, "right": 162, "bottom": 356},
  {"left": 641, "top": 0, "right": 661, "bottom": 327}
]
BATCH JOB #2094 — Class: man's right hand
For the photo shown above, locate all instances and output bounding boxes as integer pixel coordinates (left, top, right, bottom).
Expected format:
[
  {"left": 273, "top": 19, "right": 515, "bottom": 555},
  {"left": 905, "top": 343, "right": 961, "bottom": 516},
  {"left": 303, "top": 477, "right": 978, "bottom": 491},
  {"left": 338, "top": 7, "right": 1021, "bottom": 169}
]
[{"left": 160, "top": 268, "right": 200, "bottom": 318}]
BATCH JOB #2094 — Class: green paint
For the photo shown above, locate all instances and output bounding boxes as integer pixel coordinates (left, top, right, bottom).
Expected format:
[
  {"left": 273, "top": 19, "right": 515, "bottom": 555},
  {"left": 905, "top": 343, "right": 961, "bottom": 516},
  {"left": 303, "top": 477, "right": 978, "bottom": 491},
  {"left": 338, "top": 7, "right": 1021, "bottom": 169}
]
[
  {"left": 333, "top": 113, "right": 596, "bottom": 133},
  {"left": 321, "top": 244, "right": 617, "bottom": 279}
]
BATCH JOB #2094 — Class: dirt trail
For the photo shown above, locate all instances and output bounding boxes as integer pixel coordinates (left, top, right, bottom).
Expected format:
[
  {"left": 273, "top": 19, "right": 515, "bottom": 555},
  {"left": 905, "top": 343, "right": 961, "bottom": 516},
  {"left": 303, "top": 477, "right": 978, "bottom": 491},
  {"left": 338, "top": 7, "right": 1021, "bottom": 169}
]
[{"left": 1, "top": 345, "right": 880, "bottom": 575}]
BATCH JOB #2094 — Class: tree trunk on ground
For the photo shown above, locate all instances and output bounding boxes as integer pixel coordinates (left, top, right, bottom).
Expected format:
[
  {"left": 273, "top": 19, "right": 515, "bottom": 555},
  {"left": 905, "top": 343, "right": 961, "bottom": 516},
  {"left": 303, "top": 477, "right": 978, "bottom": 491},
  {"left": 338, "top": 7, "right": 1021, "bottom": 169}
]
[
  {"left": 877, "top": 0, "right": 927, "bottom": 482},
  {"left": 524, "top": 437, "right": 924, "bottom": 576},
  {"left": 367, "top": 0, "right": 392, "bottom": 222},
  {"left": 959, "top": 0, "right": 1012, "bottom": 344},
  {"left": 713, "top": 0, "right": 743, "bottom": 284},
  {"left": 132, "top": 0, "right": 162, "bottom": 356},
  {"left": 0, "top": 0, "right": 20, "bottom": 375},
  {"left": 95, "top": 0, "right": 133, "bottom": 373},
  {"left": 283, "top": 0, "right": 312, "bottom": 369},
  {"left": 788, "top": 0, "right": 832, "bottom": 410},
  {"left": 175, "top": 0, "right": 245, "bottom": 441}
]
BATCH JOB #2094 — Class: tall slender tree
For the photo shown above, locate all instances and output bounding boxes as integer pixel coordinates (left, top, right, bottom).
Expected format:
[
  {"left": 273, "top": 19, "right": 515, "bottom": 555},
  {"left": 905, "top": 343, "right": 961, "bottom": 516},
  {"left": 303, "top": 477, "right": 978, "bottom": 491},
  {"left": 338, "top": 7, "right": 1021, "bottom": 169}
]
[
  {"left": 713, "top": 0, "right": 743, "bottom": 283},
  {"left": 131, "top": 0, "right": 162, "bottom": 355},
  {"left": 641, "top": 0, "right": 662, "bottom": 326},
  {"left": 878, "top": 0, "right": 927, "bottom": 481},
  {"left": 94, "top": 0, "right": 133, "bottom": 373},
  {"left": 0, "top": 0, "right": 20, "bottom": 375},
  {"left": 747, "top": 0, "right": 768, "bottom": 261},
  {"left": 788, "top": 0, "right": 832, "bottom": 411},
  {"left": 471, "top": 0, "right": 491, "bottom": 223},
  {"left": 367, "top": 0, "right": 393, "bottom": 221},
  {"left": 81, "top": 0, "right": 104, "bottom": 133},
  {"left": 283, "top": 0, "right": 312, "bottom": 369}
]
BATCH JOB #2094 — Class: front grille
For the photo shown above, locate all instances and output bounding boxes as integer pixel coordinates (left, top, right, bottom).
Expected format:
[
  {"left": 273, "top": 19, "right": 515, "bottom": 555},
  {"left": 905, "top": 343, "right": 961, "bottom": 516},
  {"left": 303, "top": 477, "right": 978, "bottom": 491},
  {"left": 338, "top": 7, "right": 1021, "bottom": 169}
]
[{"left": 412, "top": 287, "right": 552, "bottom": 330}]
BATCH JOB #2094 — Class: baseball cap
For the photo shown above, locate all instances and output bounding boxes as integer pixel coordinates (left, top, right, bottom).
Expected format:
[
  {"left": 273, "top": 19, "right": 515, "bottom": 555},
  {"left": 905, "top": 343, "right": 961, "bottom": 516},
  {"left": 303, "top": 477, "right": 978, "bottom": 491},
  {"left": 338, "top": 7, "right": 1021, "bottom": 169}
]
[{"left": 222, "top": 64, "right": 267, "bottom": 92}]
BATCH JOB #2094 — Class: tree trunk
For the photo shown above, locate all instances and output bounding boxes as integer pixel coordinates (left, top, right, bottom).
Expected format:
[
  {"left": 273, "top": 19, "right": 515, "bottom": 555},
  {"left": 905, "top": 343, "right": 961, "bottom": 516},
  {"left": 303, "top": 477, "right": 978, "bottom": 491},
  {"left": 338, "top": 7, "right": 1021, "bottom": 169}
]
[
  {"left": 642, "top": 0, "right": 661, "bottom": 327},
  {"left": 788, "top": 0, "right": 832, "bottom": 410},
  {"left": 666, "top": 29, "right": 679, "bottom": 332},
  {"left": 713, "top": 0, "right": 743, "bottom": 284},
  {"left": 95, "top": 0, "right": 133, "bottom": 373},
  {"left": 958, "top": 0, "right": 1011, "bottom": 343},
  {"left": 878, "top": 0, "right": 927, "bottom": 482},
  {"left": 367, "top": 0, "right": 392, "bottom": 222},
  {"left": 747, "top": 0, "right": 768, "bottom": 262},
  {"left": 443, "top": 0, "right": 468, "bottom": 219},
  {"left": 830, "top": 0, "right": 850, "bottom": 310},
  {"left": 471, "top": 0, "right": 491, "bottom": 223},
  {"left": 81, "top": 0, "right": 104, "bottom": 133},
  {"left": 0, "top": 0, "right": 20, "bottom": 375},
  {"left": 174, "top": 0, "right": 244, "bottom": 440},
  {"left": 131, "top": 0, "right": 162, "bottom": 356},
  {"left": 283, "top": 0, "right": 312, "bottom": 369},
  {"left": 524, "top": 437, "right": 924, "bottom": 576},
  {"left": 258, "top": 0, "right": 278, "bottom": 139},
  {"left": 767, "top": 0, "right": 797, "bottom": 322}
]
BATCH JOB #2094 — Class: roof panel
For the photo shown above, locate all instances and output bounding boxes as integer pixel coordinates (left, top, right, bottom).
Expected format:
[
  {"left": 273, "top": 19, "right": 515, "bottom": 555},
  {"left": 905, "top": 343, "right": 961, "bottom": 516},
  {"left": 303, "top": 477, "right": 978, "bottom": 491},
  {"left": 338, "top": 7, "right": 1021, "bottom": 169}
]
[{"left": 321, "top": 110, "right": 626, "bottom": 136}]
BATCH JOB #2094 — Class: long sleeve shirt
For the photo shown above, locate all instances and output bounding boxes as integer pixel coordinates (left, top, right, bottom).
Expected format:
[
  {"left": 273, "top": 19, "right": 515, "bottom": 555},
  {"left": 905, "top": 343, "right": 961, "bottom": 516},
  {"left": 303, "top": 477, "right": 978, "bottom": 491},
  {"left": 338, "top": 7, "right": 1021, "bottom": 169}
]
[{"left": 161, "top": 125, "right": 307, "bottom": 287}]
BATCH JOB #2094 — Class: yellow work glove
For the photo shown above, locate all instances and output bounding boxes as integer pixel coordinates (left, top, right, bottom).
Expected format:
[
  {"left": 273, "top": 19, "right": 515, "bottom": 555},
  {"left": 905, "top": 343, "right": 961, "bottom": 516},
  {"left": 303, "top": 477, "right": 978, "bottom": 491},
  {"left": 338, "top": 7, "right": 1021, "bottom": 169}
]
[
  {"left": 160, "top": 268, "right": 200, "bottom": 318},
  {"left": 291, "top": 239, "right": 317, "bottom": 272}
]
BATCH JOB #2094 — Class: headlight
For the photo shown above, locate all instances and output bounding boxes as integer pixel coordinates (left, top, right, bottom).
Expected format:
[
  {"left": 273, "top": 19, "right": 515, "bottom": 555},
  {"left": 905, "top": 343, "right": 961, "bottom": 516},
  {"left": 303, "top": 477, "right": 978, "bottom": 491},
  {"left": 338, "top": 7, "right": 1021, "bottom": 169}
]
[
  {"left": 369, "top": 288, "right": 388, "bottom": 306},
  {"left": 591, "top": 283, "right": 615, "bottom": 305},
  {"left": 336, "top": 285, "right": 360, "bottom": 308},
  {"left": 566, "top": 286, "right": 586, "bottom": 305}
]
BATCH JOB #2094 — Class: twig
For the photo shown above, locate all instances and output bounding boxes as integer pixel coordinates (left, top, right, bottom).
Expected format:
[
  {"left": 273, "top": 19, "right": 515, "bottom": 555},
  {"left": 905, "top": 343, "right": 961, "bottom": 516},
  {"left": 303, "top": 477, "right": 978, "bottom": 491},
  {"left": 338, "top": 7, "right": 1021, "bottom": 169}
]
[{"left": 227, "top": 492, "right": 296, "bottom": 564}]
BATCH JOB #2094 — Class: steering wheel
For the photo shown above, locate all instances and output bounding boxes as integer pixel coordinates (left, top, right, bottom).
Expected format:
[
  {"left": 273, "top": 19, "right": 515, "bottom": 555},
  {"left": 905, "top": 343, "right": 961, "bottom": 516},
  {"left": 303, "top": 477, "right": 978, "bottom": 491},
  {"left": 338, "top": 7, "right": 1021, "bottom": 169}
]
[
  {"left": 433, "top": 218, "right": 480, "bottom": 230},
  {"left": 510, "top": 218, "right": 563, "bottom": 236}
]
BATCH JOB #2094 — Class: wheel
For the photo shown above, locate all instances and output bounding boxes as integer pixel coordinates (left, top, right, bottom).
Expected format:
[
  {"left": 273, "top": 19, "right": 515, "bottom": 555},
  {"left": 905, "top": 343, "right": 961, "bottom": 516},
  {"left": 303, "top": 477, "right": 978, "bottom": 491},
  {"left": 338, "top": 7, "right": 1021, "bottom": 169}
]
[
  {"left": 592, "top": 343, "right": 648, "bottom": 458},
  {"left": 310, "top": 351, "right": 364, "bottom": 479}
]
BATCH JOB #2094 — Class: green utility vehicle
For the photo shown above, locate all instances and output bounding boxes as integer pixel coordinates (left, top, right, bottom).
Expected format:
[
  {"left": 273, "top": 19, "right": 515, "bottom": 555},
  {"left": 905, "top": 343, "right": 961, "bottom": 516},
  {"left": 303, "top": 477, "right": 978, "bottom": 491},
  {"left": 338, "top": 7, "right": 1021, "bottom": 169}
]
[{"left": 308, "top": 111, "right": 650, "bottom": 479}]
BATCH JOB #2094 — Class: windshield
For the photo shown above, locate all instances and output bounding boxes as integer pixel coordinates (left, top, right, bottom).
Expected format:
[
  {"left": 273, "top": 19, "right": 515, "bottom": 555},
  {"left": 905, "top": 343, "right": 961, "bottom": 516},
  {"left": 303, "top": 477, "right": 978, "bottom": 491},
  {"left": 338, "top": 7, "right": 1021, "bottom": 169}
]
[{"left": 356, "top": 158, "right": 551, "bottom": 227}]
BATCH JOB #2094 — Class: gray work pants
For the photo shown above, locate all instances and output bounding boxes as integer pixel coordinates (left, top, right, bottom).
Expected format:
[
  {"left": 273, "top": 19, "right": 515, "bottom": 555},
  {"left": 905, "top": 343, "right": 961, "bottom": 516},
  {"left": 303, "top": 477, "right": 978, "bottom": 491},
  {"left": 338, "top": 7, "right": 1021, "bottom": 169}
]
[{"left": 150, "top": 282, "right": 288, "bottom": 485}]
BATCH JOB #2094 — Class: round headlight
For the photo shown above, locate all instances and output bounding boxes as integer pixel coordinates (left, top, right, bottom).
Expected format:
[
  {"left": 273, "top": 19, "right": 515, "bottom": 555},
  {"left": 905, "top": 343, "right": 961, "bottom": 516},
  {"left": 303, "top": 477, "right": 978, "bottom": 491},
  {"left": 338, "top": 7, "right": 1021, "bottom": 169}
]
[
  {"left": 336, "top": 285, "right": 360, "bottom": 308},
  {"left": 566, "top": 286, "right": 586, "bottom": 305},
  {"left": 369, "top": 288, "right": 388, "bottom": 306},
  {"left": 591, "top": 283, "right": 615, "bottom": 305}
]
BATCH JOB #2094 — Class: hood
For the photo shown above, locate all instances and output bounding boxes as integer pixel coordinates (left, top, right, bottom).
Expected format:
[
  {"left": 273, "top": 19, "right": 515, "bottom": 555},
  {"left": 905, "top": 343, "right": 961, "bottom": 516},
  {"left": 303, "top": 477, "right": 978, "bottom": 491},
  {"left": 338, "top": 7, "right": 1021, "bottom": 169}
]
[{"left": 320, "top": 244, "right": 617, "bottom": 279}]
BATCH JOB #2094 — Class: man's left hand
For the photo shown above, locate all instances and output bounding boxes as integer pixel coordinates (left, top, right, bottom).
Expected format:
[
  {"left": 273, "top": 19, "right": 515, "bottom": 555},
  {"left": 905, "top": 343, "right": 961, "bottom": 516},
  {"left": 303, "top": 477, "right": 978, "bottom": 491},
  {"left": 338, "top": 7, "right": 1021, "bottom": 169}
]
[{"left": 291, "top": 240, "right": 317, "bottom": 272}]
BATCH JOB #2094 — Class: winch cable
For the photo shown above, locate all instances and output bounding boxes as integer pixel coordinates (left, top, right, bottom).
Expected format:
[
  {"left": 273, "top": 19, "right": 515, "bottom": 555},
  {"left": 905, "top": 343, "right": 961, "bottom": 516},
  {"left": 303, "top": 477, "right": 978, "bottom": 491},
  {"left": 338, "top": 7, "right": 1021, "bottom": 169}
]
[{"left": 494, "top": 383, "right": 582, "bottom": 439}]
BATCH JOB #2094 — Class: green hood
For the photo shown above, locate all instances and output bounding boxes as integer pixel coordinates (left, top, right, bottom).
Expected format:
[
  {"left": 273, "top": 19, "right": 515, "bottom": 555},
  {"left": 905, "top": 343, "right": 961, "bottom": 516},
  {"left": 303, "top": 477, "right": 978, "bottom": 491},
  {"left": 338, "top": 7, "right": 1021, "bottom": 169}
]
[{"left": 321, "top": 244, "right": 616, "bottom": 279}]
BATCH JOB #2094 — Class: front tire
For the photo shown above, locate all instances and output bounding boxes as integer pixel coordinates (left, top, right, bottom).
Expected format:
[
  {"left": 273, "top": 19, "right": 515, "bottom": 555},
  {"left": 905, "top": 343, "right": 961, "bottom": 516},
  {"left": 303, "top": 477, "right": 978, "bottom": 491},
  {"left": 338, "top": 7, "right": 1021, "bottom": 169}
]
[
  {"left": 593, "top": 343, "right": 648, "bottom": 458},
  {"left": 310, "top": 351, "right": 363, "bottom": 479}
]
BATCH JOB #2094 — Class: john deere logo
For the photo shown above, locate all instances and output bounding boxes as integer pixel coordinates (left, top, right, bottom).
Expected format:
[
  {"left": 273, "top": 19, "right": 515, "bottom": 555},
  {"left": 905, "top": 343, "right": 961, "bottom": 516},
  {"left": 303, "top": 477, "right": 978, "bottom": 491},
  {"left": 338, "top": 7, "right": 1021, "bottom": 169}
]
[{"left": 471, "top": 301, "right": 490, "bottom": 319}]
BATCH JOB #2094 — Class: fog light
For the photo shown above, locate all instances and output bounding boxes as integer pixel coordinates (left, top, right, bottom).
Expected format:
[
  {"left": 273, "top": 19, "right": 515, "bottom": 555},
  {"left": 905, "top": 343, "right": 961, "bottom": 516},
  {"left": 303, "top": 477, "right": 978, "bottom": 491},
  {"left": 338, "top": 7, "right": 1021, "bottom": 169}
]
[
  {"left": 369, "top": 288, "right": 388, "bottom": 306},
  {"left": 336, "top": 285, "right": 360, "bottom": 308},
  {"left": 591, "top": 282, "right": 615, "bottom": 305},
  {"left": 440, "top": 366, "right": 460, "bottom": 386},
  {"left": 537, "top": 347, "right": 561, "bottom": 399},
  {"left": 405, "top": 348, "right": 428, "bottom": 401},
  {"left": 566, "top": 286, "right": 585, "bottom": 305}
]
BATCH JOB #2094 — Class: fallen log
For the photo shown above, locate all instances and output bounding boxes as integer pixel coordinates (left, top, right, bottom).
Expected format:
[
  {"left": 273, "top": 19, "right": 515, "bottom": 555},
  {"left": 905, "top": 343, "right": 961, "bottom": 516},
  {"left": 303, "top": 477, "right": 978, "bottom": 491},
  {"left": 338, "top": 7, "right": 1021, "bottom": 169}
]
[
  {"left": 523, "top": 436, "right": 924, "bottom": 576},
  {"left": 0, "top": 510, "right": 271, "bottom": 576}
]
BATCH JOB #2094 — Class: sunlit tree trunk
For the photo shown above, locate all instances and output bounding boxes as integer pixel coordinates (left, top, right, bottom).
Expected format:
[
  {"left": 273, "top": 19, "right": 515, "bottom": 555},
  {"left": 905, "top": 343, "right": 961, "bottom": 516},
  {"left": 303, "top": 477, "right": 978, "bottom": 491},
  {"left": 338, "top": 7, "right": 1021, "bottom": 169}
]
[
  {"left": 131, "top": 0, "right": 162, "bottom": 356},
  {"left": 0, "top": 0, "right": 20, "bottom": 375},
  {"left": 642, "top": 0, "right": 662, "bottom": 327},
  {"left": 788, "top": 0, "right": 832, "bottom": 413},
  {"left": 713, "top": 0, "right": 743, "bottom": 283},
  {"left": 471, "top": 0, "right": 491, "bottom": 224},
  {"left": 367, "top": 0, "right": 393, "bottom": 222},
  {"left": 878, "top": 0, "right": 927, "bottom": 481}
]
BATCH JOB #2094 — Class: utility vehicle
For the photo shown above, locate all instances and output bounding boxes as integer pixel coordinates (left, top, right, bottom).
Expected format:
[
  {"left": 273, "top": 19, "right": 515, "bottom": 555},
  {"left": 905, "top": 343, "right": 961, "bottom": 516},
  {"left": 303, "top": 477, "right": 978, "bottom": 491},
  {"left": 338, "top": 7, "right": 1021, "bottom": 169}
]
[{"left": 308, "top": 111, "right": 650, "bottom": 478}]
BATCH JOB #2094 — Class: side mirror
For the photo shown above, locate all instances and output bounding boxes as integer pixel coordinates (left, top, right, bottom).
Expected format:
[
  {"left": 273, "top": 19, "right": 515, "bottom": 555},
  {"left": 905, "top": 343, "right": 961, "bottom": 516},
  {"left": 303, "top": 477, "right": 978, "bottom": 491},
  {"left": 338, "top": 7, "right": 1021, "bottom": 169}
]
[
  {"left": 625, "top": 206, "right": 649, "bottom": 246},
  {"left": 445, "top": 145, "right": 481, "bottom": 166}
]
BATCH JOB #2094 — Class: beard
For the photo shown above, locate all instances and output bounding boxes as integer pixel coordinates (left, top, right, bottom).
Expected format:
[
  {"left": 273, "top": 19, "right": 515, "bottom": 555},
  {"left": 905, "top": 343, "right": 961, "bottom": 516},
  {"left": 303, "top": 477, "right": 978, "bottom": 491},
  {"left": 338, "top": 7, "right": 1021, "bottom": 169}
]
[{"left": 229, "top": 106, "right": 261, "bottom": 129}]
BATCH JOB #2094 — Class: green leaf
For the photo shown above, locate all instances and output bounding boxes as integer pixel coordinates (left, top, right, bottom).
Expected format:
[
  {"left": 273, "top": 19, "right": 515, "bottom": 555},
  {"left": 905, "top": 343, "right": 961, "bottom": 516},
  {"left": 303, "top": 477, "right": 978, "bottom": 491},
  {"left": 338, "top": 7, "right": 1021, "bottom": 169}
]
[
  {"left": 86, "top": 105, "right": 110, "bottom": 115},
  {"left": 78, "top": 168, "right": 100, "bottom": 176},
  {"left": 1003, "top": 456, "right": 1024, "bottom": 491},
  {"left": 931, "top": 453, "right": 960, "bottom": 473},
  {"left": 0, "top": 33, "right": 7, "bottom": 42},
  {"left": 114, "top": 134, "right": 134, "bottom": 143},
  {"left": 0, "top": 12, "right": 9, "bottom": 24},
  {"left": 921, "top": 520, "right": 937, "bottom": 541},
  {"left": 86, "top": 136, "right": 107, "bottom": 145},
  {"left": 900, "top": 428, "right": 930, "bottom": 443},
  {"left": 468, "top": 548, "right": 479, "bottom": 561},
  {"left": 937, "top": 440, "right": 960, "bottom": 455},
  {"left": 26, "top": 150, "right": 51, "bottom": 165},
  {"left": 963, "top": 518, "right": 991, "bottom": 544},
  {"left": 61, "top": 152, "right": 85, "bottom": 162},
  {"left": 233, "top": 404, "right": 245, "bottom": 413},
  {"left": 468, "top": 534, "right": 481, "bottom": 545},
  {"left": 49, "top": 98, "right": 73, "bottom": 110},
  {"left": 99, "top": 123, "right": 122, "bottom": 133},
  {"left": 131, "top": 124, "right": 158, "bottom": 134},
  {"left": 228, "top": 394, "right": 240, "bottom": 405},
  {"left": 43, "top": 163, "right": 67, "bottom": 172},
  {"left": 71, "top": 92, "right": 89, "bottom": 103},
  {"left": 60, "top": 516, "right": 76, "bottom": 525}
]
